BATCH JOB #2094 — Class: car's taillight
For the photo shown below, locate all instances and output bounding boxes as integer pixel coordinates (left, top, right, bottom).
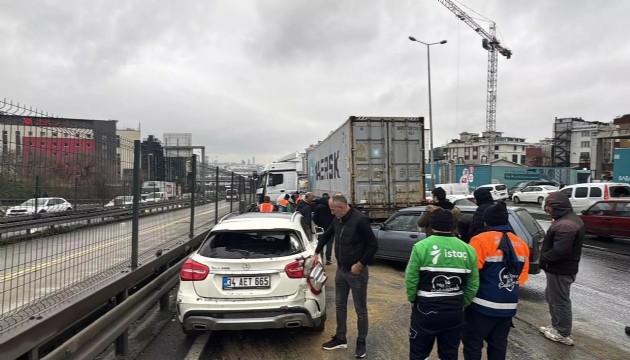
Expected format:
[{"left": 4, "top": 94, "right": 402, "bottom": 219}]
[
  {"left": 180, "top": 258, "right": 209, "bottom": 281},
  {"left": 284, "top": 260, "right": 304, "bottom": 279},
  {"left": 604, "top": 185, "right": 610, "bottom": 200}
]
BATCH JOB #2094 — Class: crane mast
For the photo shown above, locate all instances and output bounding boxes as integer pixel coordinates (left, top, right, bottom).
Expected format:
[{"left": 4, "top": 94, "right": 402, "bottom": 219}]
[{"left": 437, "top": 0, "right": 511, "bottom": 162}]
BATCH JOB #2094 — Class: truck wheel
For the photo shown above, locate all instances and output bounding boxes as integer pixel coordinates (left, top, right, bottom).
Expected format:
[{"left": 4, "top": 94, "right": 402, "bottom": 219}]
[
  {"left": 537, "top": 197, "right": 545, "bottom": 205},
  {"left": 512, "top": 196, "right": 520, "bottom": 204}
]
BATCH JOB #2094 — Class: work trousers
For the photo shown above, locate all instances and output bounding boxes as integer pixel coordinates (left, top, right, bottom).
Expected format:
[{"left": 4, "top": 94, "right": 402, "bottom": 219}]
[
  {"left": 545, "top": 272, "right": 576, "bottom": 337},
  {"left": 409, "top": 302, "right": 464, "bottom": 360},
  {"left": 462, "top": 307, "right": 513, "bottom": 360}
]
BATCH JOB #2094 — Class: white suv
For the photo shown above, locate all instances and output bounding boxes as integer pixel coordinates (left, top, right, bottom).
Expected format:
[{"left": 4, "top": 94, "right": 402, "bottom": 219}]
[
  {"left": 475, "top": 184, "right": 509, "bottom": 201},
  {"left": 6, "top": 197, "right": 73, "bottom": 216},
  {"left": 176, "top": 212, "right": 328, "bottom": 336}
]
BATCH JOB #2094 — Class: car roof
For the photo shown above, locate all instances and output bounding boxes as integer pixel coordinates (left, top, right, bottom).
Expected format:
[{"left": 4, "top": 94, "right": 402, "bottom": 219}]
[
  {"left": 213, "top": 212, "right": 303, "bottom": 231},
  {"left": 564, "top": 182, "right": 630, "bottom": 188},
  {"left": 397, "top": 204, "right": 523, "bottom": 213}
]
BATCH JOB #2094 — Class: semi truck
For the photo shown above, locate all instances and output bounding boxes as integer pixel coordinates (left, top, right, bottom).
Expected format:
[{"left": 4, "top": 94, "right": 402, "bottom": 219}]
[
  {"left": 306, "top": 116, "right": 425, "bottom": 220},
  {"left": 255, "top": 153, "right": 308, "bottom": 205}
]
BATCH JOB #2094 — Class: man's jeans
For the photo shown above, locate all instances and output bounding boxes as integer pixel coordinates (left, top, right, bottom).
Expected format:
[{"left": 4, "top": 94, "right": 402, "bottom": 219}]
[
  {"left": 335, "top": 266, "right": 369, "bottom": 342},
  {"left": 545, "top": 272, "right": 576, "bottom": 337}
]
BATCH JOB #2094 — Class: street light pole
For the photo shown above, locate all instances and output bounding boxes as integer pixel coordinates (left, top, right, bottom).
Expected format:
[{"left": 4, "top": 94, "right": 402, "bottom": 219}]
[{"left": 409, "top": 36, "right": 447, "bottom": 190}]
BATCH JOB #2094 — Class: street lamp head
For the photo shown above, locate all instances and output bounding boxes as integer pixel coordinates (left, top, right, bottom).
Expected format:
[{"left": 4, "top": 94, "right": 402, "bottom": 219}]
[
  {"left": 408, "top": 36, "right": 417, "bottom": 42},
  {"left": 440, "top": 40, "right": 447, "bottom": 44}
]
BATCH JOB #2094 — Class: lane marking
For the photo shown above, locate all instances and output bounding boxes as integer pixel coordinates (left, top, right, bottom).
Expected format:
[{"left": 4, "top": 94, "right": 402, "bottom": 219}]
[
  {"left": 0, "top": 205, "right": 232, "bottom": 282},
  {"left": 184, "top": 331, "right": 212, "bottom": 360}
]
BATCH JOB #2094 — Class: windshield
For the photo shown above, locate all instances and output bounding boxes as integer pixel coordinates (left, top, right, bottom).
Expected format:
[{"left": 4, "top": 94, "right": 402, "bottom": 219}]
[
  {"left": 146, "top": 193, "right": 162, "bottom": 199},
  {"left": 21, "top": 199, "right": 47, "bottom": 206},
  {"left": 514, "top": 182, "right": 529, "bottom": 188},
  {"left": 199, "top": 230, "right": 303, "bottom": 259}
]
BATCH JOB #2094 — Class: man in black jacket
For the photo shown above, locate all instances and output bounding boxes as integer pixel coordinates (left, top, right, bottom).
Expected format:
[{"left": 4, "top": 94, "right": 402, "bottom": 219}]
[
  {"left": 313, "top": 194, "right": 378, "bottom": 359},
  {"left": 539, "top": 191, "right": 585, "bottom": 346},
  {"left": 296, "top": 192, "right": 315, "bottom": 223},
  {"left": 468, "top": 188, "right": 495, "bottom": 238},
  {"left": 313, "top": 193, "right": 335, "bottom": 265},
  {"left": 417, "top": 187, "right": 460, "bottom": 237}
]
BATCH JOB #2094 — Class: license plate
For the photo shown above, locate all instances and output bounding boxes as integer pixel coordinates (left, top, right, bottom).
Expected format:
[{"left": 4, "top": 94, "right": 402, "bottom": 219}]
[{"left": 222, "top": 276, "right": 270, "bottom": 290}]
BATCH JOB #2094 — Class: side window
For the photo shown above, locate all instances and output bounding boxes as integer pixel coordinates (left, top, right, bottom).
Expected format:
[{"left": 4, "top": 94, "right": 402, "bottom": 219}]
[
  {"left": 496, "top": 185, "right": 507, "bottom": 191},
  {"left": 268, "top": 173, "right": 284, "bottom": 186},
  {"left": 574, "top": 187, "right": 588, "bottom": 198},
  {"left": 561, "top": 188, "right": 573, "bottom": 198},
  {"left": 533, "top": 187, "right": 542, "bottom": 192},
  {"left": 610, "top": 186, "right": 630, "bottom": 198},
  {"left": 385, "top": 213, "right": 420, "bottom": 231},
  {"left": 589, "top": 187, "right": 602, "bottom": 198},
  {"left": 614, "top": 202, "right": 630, "bottom": 217},
  {"left": 587, "top": 202, "right": 614, "bottom": 216},
  {"left": 300, "top": 218, "right": 313, "bottom": 241}
]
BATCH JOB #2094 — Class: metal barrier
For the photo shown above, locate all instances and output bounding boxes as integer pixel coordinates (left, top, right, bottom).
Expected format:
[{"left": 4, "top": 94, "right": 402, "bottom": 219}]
[{"left": 0, "top": 116, "right": 257, "bottom": 351}]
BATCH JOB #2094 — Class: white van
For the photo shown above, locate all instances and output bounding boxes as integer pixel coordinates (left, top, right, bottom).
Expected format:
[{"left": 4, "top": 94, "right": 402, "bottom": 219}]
[
  {"left": 475, "top": 184, "right": 509, "bottom": 201},
  {"left": 541, "top": 182, "right": 630, "bottom": 213},
  {"left": 434, "top": 183, "right": 470, "bottom": 196}
]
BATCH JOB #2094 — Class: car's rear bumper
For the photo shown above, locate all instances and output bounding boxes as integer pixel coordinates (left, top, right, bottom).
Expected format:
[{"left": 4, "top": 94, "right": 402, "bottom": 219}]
[{"left": 181, "top": 307, "right": 324, "bottom": 331}]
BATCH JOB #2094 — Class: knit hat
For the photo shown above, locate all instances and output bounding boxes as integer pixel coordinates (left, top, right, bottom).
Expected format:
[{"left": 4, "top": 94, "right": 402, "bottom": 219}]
[
  {"left": 432, "top": 187, "right": 447, "bottom": 201},
  {"left": 431, "top": 208, "right": 454, "bottom": 232},
  {"left": 483, "top": 201, "right": 509, "bottom": 226}
]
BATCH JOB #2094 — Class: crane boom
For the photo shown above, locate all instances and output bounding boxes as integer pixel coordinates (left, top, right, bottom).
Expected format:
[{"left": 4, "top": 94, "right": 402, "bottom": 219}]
[{"left": 437, "top": 0, "right": 511, "bottom": 162}]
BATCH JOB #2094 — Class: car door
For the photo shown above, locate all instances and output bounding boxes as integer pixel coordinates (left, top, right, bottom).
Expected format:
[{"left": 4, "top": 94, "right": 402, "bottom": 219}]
[
  {"left": 611, "top": 202, "right": 630, "bottom": 238},
  {"left": 571, "top": 186, "right": 590, "bottom": 212},
  {"left": 374, "top": 212, "right": 424, "bottom": 261},
  {"left": 581, "top": 201, "right": 615, "bottom": 237},
  {"left": 522, "top": 187, "right": 536, "bottom": 202},
  {"left": 46, "top": 198, "right": 60, "bottom": 213}
]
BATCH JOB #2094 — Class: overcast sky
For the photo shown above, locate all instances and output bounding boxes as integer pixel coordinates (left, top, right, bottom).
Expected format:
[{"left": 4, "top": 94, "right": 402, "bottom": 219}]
[{"left": 1, "top": 1, "right": 629, "bottom": 163}]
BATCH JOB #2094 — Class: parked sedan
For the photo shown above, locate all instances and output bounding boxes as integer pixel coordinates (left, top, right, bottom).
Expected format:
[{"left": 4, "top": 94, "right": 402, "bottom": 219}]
[
  {"left": 579, "top": 199, "right": 630, "bottom": 239},
  {"left": 512, "top": 185, "right": 559, "bottom": 205},
  {"left": 6, "top": 197, "right": 73, "bottom": 216},
  {"left": 372, "top": 205, "right": 543, "bottom": 274}
]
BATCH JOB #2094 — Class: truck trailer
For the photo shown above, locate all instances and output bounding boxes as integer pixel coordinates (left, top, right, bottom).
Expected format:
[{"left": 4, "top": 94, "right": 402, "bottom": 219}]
[{"left": 307, "top": 116, "right": 425, "bottom": 220}]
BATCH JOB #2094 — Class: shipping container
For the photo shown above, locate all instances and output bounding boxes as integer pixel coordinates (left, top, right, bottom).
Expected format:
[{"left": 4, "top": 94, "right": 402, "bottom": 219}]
[
  {"left": 307, "top": 116, "right": 425, "bottom": 220},
  {"left": 613, "top": 148, "right": 630, "bottom": 183}
]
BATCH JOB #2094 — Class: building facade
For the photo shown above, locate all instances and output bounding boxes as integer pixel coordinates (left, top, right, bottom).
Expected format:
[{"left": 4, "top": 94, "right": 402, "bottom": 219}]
[
  {"left": 552, "top": 117, "right": 616, "bottom": 168},
  {"left": 444, "top": 132, "right": 529, "bottom": 165},
  {"left": 116, "top": 127, "right": 141, "bottom": 180}
]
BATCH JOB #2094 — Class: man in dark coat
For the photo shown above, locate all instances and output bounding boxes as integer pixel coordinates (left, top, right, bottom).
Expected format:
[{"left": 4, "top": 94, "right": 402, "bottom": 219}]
[
  {"left": 468, "top": 188, "right": 495, "bottom": 238},
  {"left": 539, "top": 191, "right": 585, "bottom": 346},
  {"left": 296, "top": 192, "right": 315, "bottom": 223},
  {"left": 417, "top": 187, "right": 460, "bottom": 237},
  {"left": 313, "top": 193, "right": 335, "bottom": 265}
]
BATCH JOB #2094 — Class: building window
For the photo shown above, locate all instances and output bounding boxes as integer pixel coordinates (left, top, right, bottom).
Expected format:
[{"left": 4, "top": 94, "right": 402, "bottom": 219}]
[
  {"left": 64, "top": 143, "right": 69, "bottom": 147},
  {"left": 28, "top": 131, "right": 33, "bottom": 136},
  {"left": 52, "top": 132, "right": 58, "bottom": 137},
  {"left": 513, "top": 145, "right": 517, "bottom": 150},
  {"left": 40, "top": 132, "right": 46, "bottom": 136},
  {"left": 87, "top": 143, "right": 91, "bottom": 147},
  {"left": 494, "top": 145, "right": 499, "bottom": 150},
  {"left": 494, "top": 154, "right": 499, "bottom": 159},
  {"left": 52, "top": 142, "right": 57, "bottom": 147},
  {"left": 581, "top": 141, "right": 590, "bottom": 148},
  {"left": 75, "top": 143, "right": 80, "bottom": 147},
  {"left": 64, "top": 133, "right": 69, "bottom": 138},
  {"left": 512, "top": 154, "right": 518, "bottom": 163},
  {"left": 41, "top": 141, "right": 45, "bottom": 146},
  {"left": 87, "top": 134, "right": 92, "bottom": 138},
  {"left": 581, "top": 131, "right": 590, "bottom": 137}
]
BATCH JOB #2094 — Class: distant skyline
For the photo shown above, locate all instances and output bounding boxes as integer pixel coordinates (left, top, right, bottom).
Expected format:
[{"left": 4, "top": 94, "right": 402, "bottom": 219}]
[{"left": 1, "top": 1, "right": 629, "bottom": 163}]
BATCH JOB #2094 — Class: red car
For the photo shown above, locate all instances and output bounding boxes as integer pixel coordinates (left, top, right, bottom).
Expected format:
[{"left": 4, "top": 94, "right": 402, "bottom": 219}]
[{"left": 579, "top": 199, "right": 630, "bottom": 239}]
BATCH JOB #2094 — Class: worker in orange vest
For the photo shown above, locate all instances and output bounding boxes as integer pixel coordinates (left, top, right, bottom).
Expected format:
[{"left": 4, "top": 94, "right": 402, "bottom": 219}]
[{"left": 259, "top": 196, "right": 275, "bottom": 213}]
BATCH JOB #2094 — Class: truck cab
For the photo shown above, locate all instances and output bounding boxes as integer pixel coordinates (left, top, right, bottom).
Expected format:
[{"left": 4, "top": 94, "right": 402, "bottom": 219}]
[{"left": 256, "top": 162, "right": 301, "bottom": 205}]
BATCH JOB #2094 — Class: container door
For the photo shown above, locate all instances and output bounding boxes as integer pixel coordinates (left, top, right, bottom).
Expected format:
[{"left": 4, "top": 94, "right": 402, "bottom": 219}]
[
  {"left": 352, "top": 120, "right": 387, "bottom": 206},
  {"left": 387, "top": 120, "right": 424, "bottom": 207}
]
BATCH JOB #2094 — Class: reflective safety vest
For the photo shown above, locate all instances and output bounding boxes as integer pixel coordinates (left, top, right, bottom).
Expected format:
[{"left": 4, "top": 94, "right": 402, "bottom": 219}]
[
  {"left": 468, "top": 230, "right": 530, "bottom": 318},
  {"left": 259, "top": 202, "right": 274, "bottom": 212},
  {"left": 278, "top": 198, "right": 289, "bottom": 207}
]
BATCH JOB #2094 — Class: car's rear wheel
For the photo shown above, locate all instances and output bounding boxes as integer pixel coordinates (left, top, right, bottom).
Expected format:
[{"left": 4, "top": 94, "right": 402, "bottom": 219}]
[
  {"left": 512, "top": 196, "right": 520, "bottom": 204},
  {"left": 66, "top": 207, "right": 73, "bottom": 212},
  {"left": 39, "top": 210, "right": 47, "bottom": 214},
  {"left": 537, "top": 197, "right": 545, "bottom": 205},
  {"left": 182, "top": 327, "right": 203, "bottom": 338}
]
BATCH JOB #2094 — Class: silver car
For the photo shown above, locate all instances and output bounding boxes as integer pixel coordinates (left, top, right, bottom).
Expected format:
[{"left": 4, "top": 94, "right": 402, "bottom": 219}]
[{"left": 372, "top": 205, "right": 543, "bottom": 274}]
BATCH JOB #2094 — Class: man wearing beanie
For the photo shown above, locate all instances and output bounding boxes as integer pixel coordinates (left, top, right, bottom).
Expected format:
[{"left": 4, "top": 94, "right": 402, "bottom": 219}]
[
  {"left": 462, "top": 201, "right": 530, "bottom": 360},
  {"left": 418, "top": 187, "right": 460, "bottom": 237},
  {"left": 468, "top": 187, "right": 495, "bottom": 238},
  {"left": 406, "top": 209, "right": 479, "bottom": 360}
]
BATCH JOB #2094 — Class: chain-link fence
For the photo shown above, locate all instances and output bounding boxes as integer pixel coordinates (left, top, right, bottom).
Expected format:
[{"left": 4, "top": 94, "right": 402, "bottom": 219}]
[{"left": 0, "top": 114, "right": 256, "bottom": 331}]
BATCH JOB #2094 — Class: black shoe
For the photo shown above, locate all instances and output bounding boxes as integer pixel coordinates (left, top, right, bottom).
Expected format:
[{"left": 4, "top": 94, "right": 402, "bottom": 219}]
[
  {"left": 355, "top": 340, "right": 366, "bottom": 358},
  {"left": 326, "top": 260, "right": 333, "bottom": 265},
  {"left": 322, "top": 335, "right": 347, "bottom": 350}
]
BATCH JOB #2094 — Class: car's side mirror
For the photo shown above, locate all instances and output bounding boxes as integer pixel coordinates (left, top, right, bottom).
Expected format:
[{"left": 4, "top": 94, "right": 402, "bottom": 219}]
[{"left": 581, "top": 210, "right": 587, "bottom": 215}]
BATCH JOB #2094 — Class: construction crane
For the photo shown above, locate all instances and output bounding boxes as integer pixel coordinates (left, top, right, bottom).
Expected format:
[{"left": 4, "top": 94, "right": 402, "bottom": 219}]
[{"left": 437, "top": 0, "right": 512, "bottom": 162}]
